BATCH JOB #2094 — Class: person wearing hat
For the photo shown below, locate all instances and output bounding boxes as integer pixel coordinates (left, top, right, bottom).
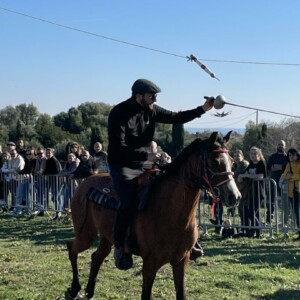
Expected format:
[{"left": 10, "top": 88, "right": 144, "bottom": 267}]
[
  {"left": 6, "top": 141, "right": 16, "bottom": 152},
  {"left": 108, "top": 78, "right": 214, "bottom": 270}
]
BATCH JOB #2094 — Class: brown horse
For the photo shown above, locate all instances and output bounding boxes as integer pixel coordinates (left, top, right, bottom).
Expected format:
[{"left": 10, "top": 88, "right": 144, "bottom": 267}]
[{"left": 65, "top": 131, "right": 241, "bottom": 300}]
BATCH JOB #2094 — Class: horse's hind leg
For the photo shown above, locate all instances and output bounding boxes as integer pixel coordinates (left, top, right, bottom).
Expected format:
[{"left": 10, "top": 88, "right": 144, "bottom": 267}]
[
  {"left": 171, "top": 257, "right": 189, "bottom": 300},
  {"left": 66, "top": 233, "right": 97, "bottom": 299},
  {"left": 84, "top": 237, "right": 113, "bottom": 299}
]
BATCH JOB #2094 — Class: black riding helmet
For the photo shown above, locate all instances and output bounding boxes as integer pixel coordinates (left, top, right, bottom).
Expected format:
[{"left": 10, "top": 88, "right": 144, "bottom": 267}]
[{"left": 131, "top": 79, "right": 161, "bottom": 95}]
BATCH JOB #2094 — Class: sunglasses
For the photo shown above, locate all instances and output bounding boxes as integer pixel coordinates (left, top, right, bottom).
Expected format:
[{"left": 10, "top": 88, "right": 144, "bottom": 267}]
[
  {"left": 148, "top": 94, "right": 157, "bottom": 100},
  {"left": 37, "top": 152, "right": 43, "bottom": 155}
]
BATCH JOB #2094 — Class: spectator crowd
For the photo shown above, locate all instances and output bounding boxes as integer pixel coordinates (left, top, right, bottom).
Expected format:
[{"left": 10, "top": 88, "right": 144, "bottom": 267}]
[
  {"left": 1, "top": 137, "right": 300, "bottom": 240},
  {"left": 0, "top": 139, "right": 108, "bottom": 218}
]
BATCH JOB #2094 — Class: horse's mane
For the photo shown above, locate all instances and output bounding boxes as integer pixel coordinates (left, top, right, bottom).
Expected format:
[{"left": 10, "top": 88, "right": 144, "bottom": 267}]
[
  {"left": 161, "top": 138, "right": 206, "bottom": 177},
  {"left": 160, "top": 133, "right": 226, "bottom": 178}
]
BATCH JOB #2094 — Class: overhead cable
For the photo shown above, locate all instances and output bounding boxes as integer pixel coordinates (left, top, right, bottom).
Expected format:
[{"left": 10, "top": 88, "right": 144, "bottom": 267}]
[{"left": 1, "top": 6, "right": 300, "bottom": 67}]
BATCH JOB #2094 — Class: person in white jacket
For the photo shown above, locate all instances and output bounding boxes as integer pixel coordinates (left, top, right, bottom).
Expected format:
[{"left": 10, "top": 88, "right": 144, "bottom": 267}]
[
  {"left": 8, "top": 148, "right": 25, "bottom": 174},
  {"left": 5, "top": 149, "right": 25, "bottom": 209},
  {"left": 0, "top": 151, "right": 11, "bottom": 207}
]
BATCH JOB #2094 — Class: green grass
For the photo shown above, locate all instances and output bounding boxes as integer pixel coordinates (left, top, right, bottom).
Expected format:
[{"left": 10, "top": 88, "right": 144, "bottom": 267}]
[{"left": 0, "top": 213, "right": 300, "bottom": 300}]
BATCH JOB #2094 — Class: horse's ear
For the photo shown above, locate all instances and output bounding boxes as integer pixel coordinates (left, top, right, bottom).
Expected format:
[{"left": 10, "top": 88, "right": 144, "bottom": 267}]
[
  {"left": 223, "top": 131, "right": 232, "bottom": 144},
  {"left": 207, "top": 131, "right": 219, "bottom": 147}
]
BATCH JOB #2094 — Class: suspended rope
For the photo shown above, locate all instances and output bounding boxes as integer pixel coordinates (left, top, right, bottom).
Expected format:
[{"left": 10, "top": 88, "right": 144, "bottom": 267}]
[
  {"left": 226, "top": 102, "right": 300, "bottom": 119},
  {"left": 1, "top": 6, "right": 300, "bottom": 68},
  {"left": 214, "top": 96, "right": 300, "bottom": 119}
]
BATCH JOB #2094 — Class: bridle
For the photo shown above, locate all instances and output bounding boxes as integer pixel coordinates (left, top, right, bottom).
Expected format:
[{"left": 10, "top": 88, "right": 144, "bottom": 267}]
[
  {"left": 197, "top": 147, "right": 239, "bottom": 215},
  {"left": 207, "top": 169, "right": 234, "bottom": 188},
  {"left": 200, "top": 147, "right": 234, "bottom": 199}
]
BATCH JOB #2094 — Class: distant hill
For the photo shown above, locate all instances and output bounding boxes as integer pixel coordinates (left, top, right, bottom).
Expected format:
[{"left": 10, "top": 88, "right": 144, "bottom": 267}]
[{"left": 185, "top": 127, "right": 245, "bottom": 135}]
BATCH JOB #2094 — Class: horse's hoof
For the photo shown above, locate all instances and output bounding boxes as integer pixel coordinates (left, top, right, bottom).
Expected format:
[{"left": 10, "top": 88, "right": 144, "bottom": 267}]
[
  {"left": 76, "top": 291, "right": 90, "bottom": 300},
  {"left": 64, "top": 289, "right": 77, "bottom": 300}
]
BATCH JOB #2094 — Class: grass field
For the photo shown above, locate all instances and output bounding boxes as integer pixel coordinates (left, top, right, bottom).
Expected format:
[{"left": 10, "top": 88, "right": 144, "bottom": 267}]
[{"left": 0, "top": 213, "right": 300, "bottom": 300}]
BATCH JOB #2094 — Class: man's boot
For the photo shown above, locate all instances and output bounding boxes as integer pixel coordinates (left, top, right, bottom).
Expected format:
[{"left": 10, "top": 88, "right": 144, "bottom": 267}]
[
  {"left": 190, "top": 240, "right": 204, "bottom": 261},
  {"left": 114, "top": 247, "right": 133, "bottom": 270}
]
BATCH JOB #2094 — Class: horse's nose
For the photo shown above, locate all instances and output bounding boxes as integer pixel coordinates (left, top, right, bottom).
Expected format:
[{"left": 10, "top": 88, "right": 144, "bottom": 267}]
[
  {"left": 237, "top": 190, "right": 242, "bottom": 200},
  {"left": 234, "top": 191, "right": 241, "bottom": 202},
  {"left": 227, "top": 180, "right": 241, "bottom": 201}
]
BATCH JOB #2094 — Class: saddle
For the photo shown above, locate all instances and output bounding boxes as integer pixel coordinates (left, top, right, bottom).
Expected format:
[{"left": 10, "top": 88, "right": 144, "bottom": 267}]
[{"left": 86, "top": 168, "right": 160, "bottom": 211}]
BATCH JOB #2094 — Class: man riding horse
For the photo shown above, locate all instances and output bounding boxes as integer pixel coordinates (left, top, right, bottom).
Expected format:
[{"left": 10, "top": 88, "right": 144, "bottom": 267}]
[{"left": 108, "top": 78, "right": 215, "bottom": 270}]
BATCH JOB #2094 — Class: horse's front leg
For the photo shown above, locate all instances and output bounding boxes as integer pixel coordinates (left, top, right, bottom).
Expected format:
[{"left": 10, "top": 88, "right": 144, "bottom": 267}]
[
  {"left": 171, "top": 255, "right": 189, "bottom": 300},
  {"left": 141, "top": 259, "right": 160, "bottom": 300}
]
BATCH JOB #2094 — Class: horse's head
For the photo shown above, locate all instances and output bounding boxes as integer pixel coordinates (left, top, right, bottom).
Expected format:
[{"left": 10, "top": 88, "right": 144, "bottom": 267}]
[
  {"left": 204, "top": 131, "right": 241, "bottom": 207},
  {"left": 162, "top": 132, "right": 241, "bottom": 207}
]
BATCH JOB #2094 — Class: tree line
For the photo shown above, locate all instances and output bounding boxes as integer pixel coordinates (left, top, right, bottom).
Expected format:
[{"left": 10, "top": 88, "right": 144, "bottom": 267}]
[
  {"left": 0, "top": 102, "right": 299, "bottom": 161},
  {"left": 0, "top": 102, "right": 186, "bottom": 159}
]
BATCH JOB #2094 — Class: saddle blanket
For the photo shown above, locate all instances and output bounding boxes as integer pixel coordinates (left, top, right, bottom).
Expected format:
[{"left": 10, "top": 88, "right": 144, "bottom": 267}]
[
  {"left": 86, "top": 169, "right": 160, "bottom": 211},
  {"left": 86, "top": 187, "right": 120, "bottom": 210}
]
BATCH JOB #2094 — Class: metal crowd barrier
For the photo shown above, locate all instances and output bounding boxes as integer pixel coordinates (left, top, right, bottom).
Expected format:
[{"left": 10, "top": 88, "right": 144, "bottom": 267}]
[
  {"left": 280, "top": 180, "right": 300, "bottom": 237},
  {"left": 197, "top": 178, "right": 300, "bottom": 238},
  {"left": 1, "top": 173, "right": 300, "bottom": 235},
  {"left": 0, "top": 173, "right": 78, "bottom": 219}
]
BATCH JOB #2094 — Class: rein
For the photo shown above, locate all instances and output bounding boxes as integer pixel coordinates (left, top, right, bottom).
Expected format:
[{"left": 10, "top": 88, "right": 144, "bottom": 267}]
[{"left": 201, "top": 170, "right": 222, "bottom": 219}]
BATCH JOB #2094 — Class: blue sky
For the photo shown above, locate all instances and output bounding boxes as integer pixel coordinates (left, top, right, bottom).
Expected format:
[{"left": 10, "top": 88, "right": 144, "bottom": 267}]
[{"left": 1, "top": 1, "right": 300, "bottom": 129}]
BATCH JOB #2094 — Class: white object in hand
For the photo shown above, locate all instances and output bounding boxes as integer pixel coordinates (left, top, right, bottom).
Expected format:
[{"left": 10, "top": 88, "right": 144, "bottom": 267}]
[{"left": 214, "top": 95, "right": 226, "bottom": 109}]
